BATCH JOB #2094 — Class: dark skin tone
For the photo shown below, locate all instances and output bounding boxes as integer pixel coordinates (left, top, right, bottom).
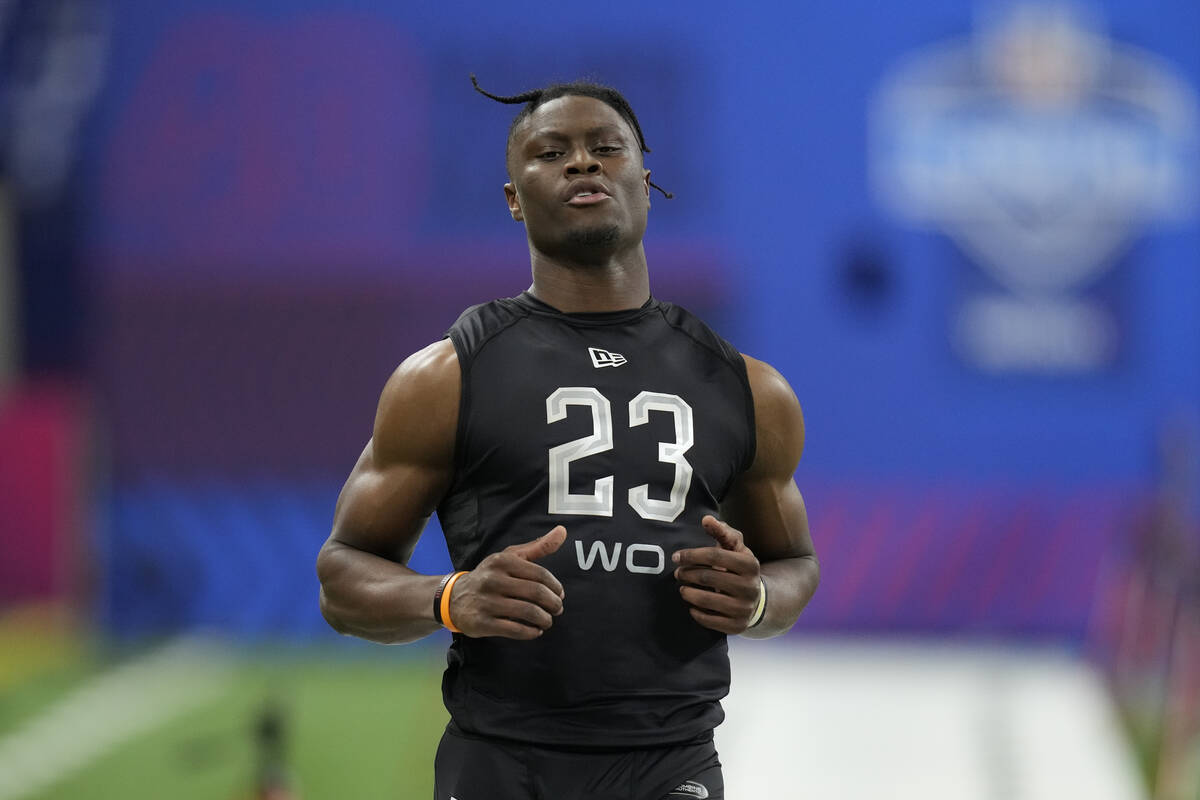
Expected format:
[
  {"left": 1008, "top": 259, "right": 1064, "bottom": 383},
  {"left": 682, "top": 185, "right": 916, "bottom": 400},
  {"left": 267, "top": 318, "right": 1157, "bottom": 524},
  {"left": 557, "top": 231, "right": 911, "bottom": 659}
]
[{"left": 316, "top": 95, "right": 818, "bottom": 643}]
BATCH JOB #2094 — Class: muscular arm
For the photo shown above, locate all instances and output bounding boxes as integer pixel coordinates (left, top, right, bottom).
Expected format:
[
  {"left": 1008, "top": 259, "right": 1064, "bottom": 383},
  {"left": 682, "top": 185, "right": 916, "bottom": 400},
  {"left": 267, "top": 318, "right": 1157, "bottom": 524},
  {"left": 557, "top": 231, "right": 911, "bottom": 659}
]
[
  {"left": 315, "top": 339, "right": 460, "bottom": 644},
  {"left": 724, "top": 355, "right": 819, "bottom": 639},
  {"left": 672, "top": 355, "right": 819, "bottom": 639},
  {"left": 316, "top": 338, "right": 567, "bottom": 644}
]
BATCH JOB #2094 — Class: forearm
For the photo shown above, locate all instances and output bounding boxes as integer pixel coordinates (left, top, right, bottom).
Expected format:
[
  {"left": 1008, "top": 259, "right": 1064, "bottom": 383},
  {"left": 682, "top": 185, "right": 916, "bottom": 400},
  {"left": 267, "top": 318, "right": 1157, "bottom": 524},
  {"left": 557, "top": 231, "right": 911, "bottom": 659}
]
[
  {"left": 741, "top": 554, "right": 820, "bottom": 639},
  {"left": 317, "top": 541, "right": 446, "bottom": 644}
]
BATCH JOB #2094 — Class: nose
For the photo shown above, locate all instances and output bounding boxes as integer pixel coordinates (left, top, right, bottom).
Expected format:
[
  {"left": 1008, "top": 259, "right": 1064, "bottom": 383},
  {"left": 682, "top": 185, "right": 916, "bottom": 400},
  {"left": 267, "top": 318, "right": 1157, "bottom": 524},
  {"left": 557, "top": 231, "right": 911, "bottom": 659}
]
[{"left": 564, "top": 145, "right": 601, "bottom": 175}]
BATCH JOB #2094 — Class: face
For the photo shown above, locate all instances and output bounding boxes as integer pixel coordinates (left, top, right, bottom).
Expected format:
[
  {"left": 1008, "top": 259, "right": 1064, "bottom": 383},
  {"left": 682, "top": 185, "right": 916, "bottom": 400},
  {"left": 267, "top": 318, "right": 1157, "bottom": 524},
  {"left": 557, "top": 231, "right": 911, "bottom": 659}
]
[{"left": 504, "top": 95, "right": 652, "bottom": 262}]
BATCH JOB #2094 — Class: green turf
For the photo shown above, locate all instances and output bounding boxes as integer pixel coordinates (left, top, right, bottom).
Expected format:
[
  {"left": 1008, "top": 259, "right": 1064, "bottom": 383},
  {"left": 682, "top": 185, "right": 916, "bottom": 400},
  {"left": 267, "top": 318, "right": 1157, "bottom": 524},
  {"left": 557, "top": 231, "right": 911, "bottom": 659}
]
[
  {"left": 3, "top": 645, "right": 449, "bottom": 800},
  {"left": 0, "top": 611, "right": 92, "bottom": 734},
  {"left": 0, "top": 661, "right": 94, "bottom": 736}
]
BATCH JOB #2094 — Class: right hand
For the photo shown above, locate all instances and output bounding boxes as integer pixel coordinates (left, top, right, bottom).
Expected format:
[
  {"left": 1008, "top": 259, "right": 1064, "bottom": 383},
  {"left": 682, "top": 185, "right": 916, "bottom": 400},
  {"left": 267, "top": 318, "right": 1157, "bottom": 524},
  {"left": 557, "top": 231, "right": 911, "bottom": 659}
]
[{"left": 447, "top": 526, "right": 567, "bottom": 639}]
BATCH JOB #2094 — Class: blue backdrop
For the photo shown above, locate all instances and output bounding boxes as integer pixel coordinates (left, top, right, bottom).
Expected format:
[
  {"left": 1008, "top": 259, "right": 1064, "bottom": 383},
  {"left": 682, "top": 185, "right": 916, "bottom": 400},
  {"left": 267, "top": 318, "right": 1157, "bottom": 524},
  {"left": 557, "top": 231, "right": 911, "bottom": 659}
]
[{"left": 77, "top": 0, "right": 1200, "bottom": 640}]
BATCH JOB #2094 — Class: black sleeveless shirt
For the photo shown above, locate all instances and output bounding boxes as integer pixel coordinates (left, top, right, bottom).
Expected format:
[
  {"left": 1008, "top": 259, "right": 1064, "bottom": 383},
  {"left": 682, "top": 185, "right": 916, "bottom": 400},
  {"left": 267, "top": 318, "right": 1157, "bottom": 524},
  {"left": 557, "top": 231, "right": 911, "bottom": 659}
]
[{"left": 437, "top": 292, "right": 756, "bottom": 748}]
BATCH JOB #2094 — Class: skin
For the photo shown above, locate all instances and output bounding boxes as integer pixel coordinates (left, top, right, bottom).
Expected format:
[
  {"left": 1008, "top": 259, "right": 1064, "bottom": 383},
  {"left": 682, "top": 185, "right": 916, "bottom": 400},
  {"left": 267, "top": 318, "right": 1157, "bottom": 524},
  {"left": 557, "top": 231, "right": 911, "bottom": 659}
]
[{"left": 316, "top": 95, "right": 818, "bottom": 644}]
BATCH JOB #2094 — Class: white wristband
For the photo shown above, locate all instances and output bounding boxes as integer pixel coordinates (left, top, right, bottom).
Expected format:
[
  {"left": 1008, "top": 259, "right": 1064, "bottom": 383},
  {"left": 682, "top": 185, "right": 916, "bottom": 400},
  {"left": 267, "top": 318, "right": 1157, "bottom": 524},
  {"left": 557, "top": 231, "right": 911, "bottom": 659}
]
[{"left": 748, "top": 576, "right": 767, "bottom": 628}]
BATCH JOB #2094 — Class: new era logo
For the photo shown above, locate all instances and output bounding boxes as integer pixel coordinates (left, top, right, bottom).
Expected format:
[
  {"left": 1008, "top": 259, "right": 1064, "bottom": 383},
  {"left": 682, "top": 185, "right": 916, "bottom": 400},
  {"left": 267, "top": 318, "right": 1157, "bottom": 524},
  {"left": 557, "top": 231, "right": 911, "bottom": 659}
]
[{"left": 589, "top": 347, "right": 627, "bottom": 368}]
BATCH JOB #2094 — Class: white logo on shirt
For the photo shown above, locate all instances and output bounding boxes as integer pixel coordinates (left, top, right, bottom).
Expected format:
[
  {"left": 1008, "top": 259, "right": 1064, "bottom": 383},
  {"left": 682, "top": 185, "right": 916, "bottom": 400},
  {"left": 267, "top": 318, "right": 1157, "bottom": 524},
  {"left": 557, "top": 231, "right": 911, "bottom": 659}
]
[{"left": 589, "top": 347, "right": 627, "bottom": 368}]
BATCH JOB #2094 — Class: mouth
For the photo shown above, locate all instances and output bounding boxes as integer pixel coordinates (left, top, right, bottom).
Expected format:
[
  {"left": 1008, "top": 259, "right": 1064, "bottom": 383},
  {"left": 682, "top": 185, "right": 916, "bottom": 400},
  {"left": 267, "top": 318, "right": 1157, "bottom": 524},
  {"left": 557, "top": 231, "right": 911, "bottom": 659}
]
[{"left": 562, "top": 181, "right": 612, "bottom": 206}]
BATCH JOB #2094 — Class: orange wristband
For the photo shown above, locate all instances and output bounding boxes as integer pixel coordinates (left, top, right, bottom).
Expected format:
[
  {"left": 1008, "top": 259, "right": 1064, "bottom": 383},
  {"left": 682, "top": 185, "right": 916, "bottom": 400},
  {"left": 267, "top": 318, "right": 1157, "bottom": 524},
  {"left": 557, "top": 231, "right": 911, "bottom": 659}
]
[{"left": 439, "top": 571, "right": 468, "bottom": 633}]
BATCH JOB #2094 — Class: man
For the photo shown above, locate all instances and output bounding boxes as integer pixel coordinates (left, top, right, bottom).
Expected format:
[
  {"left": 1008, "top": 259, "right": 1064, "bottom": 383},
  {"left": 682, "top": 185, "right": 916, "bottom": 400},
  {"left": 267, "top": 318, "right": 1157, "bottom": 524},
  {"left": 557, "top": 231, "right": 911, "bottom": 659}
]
[{"left": 316, "top": 76, "right": 819, "bottom": 800}]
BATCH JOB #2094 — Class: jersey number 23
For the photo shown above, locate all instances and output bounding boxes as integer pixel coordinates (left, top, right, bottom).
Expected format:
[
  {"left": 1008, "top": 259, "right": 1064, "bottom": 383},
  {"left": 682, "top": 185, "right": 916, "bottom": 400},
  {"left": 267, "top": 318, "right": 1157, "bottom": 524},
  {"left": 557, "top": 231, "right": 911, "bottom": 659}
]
[{"left": 546, "top": 387, "right": 694, "bottom": 523}]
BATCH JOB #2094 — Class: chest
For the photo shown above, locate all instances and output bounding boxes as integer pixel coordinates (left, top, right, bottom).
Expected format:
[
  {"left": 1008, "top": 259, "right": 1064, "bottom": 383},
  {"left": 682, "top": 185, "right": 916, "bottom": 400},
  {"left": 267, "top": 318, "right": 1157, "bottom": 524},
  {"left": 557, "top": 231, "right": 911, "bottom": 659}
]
[{"left": 459, "top": 319, "right": 750, "bottom": 519}]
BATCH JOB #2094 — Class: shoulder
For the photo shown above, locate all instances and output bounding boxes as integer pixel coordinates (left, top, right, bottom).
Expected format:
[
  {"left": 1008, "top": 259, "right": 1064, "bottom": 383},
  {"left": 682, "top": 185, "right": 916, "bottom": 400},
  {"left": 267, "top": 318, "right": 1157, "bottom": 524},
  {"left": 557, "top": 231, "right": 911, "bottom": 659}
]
[
  {"left": 742, "top": 355, "right": 801, "bottom": 417},
  {"left": 382, "top": 338, "right": 460, "bottom": 394},
  {"left": 655, "top": 301, "right": 742, "bottom": 364},
  {"left": 373, "top": 339, "right": 461, "bottom": 466},
  {"left": 741, "top": 354, "right": 805, "bottom": 473},
  {"left": 446, "top": 296, "right": 529, "bottom": 363}
]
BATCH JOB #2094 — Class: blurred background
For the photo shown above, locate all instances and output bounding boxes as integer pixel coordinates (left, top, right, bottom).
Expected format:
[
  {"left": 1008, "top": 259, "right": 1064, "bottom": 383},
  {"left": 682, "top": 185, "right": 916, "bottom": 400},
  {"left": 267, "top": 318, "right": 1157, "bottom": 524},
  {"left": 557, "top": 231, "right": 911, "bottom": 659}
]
[{"left": 0, "top": 0, "right": 1197, "bottom": 797}]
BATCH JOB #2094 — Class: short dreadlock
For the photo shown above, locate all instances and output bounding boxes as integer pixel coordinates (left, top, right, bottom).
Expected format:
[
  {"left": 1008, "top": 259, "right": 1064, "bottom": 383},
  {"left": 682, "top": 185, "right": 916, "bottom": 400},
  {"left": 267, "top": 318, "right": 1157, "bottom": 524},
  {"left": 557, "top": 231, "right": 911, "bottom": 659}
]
[{"left": 471, "top": 74, "right": 674, "bottom": 199}]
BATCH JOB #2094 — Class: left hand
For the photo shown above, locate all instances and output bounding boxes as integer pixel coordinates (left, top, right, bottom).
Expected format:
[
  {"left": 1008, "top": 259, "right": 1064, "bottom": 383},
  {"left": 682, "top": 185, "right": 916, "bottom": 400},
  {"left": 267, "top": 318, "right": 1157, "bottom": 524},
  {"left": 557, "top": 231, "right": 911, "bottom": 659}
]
[{"left": 673, "top": 515, "right": 762, "bottom": 635}]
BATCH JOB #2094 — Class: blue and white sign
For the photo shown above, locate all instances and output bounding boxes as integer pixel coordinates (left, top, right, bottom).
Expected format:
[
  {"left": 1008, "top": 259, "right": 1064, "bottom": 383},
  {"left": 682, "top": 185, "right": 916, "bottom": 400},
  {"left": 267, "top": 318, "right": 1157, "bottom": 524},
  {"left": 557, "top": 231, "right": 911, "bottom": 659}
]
[{"left": 871, "top": 2, "right": 1198, "bottom": 372}]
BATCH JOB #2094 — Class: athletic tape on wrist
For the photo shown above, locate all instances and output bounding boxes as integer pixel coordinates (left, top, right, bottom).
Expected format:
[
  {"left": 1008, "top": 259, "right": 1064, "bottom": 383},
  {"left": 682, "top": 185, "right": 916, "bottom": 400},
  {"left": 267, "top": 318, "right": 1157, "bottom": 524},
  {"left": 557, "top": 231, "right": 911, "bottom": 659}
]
[
  {"left": 748, "top": 576, "right": 767, "bottom": 628},
  {"left": 439, "top": 571, "right": 468, "bottom": 633}
]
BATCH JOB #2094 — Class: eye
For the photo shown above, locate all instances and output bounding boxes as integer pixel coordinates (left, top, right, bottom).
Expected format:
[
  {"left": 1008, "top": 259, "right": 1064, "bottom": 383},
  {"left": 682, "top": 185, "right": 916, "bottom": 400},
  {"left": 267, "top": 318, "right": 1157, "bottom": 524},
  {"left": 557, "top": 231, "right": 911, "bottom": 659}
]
[
  {"left": 594, "top": 145, "right": 622, "bottom": 154},
  {"left": 537, "top": 150, "right": 563, "bottom": 161}
]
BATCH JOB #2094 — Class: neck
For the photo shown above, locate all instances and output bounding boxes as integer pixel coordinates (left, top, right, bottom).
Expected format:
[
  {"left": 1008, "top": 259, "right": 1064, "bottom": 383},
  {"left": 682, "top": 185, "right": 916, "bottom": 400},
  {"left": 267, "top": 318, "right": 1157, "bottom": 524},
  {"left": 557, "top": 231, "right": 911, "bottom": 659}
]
[{"left": 527, "top": 244, "right": 651, "bottom": 313}]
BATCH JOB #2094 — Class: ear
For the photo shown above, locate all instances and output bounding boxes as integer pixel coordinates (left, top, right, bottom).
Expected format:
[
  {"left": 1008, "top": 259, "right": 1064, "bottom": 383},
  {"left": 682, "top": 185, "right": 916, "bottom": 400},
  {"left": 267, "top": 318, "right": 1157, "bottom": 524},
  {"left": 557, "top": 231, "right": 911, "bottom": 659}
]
[
  {"left": 504, "top": 182, "right": 523, "bottom": 221},
  {"left": 643, "top": 169, "right": 652, "bottom": 206}
]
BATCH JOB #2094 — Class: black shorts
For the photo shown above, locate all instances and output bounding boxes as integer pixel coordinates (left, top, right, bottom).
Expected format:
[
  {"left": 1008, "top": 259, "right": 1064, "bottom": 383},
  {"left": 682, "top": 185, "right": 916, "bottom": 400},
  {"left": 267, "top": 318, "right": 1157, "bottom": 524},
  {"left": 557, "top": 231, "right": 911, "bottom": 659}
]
[{"left": 433, "top": 722, "right": 724, "bottom": 800}]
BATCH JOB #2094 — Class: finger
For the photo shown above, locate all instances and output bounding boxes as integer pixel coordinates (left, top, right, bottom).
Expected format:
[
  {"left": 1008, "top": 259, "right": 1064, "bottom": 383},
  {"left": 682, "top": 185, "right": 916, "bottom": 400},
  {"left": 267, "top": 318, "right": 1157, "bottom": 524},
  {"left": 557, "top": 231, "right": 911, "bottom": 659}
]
[
  {"left": 702, "top": 515, "right": 746, "bottom": 552},
  {"left": 674, "top": 566, "right": 758, "bottom": 599},
  {"left": 679, "top": 585, "right": 751, "bottom": 619},
  {"left": 506, "top": 525, "right": 567, "bottom": 562},
  {"left": 480, "top": 617, "right": 545, "bottom": 641},
  {"left": 488, "top": 597, "right": 555, "bottom": 631},
  {"left": 494, "top": 574, "right": 565, "bottom": 616},
  {"left": 489, "top": 553, "right": 566, "bottom": 599},
  {"left": 672, "top": 545, "right": 757, "bottom": 573},
  {"left": 688, "top": 606, "right": 741, "bottom": 635}
]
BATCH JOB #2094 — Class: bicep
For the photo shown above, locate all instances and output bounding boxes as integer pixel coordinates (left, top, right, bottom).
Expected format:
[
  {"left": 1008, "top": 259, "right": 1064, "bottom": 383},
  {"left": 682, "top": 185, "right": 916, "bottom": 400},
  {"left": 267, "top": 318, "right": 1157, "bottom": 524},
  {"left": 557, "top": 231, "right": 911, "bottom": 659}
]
[
  {"left": 722, "top": 355, "right": 815, "bottom": 562},
  {"left": 329, "top": 440, "right": 452, "bottom": 564},
  {"left": 324, "top": 340, "right": 459, "bottom": 565},
  {"left": 722, "top": 472, "right": 814, "bottom": 562}
]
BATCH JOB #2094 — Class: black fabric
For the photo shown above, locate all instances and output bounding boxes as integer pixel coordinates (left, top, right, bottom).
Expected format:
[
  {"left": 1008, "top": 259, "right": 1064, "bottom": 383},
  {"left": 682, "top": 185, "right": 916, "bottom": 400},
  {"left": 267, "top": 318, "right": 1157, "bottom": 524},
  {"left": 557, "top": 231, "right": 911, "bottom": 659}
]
[
  {"left": 436, "top": 293, "right": 755, "bottom": 749},
  {"left": 433, "top": 722, "right": 724, "bottom": 800}
]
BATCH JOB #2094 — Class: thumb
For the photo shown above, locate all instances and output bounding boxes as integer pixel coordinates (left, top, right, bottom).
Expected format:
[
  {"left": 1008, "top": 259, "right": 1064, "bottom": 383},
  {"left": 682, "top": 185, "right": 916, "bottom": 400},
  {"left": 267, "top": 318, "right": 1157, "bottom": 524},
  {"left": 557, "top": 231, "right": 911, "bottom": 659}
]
[
  {"left": 702, "top": 515, "right": 743, "bottom": 551},
  {"left": 508, "top": 525, "right": 567, "bottom": 561}
]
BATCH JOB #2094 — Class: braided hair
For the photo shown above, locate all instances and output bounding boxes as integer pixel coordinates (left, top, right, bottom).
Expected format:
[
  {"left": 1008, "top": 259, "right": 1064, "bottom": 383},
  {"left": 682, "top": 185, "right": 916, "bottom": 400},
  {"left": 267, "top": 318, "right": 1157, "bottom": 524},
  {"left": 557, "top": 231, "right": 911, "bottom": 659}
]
[{"left": 471, "top": 74, "right": 674, "bottom": 199}]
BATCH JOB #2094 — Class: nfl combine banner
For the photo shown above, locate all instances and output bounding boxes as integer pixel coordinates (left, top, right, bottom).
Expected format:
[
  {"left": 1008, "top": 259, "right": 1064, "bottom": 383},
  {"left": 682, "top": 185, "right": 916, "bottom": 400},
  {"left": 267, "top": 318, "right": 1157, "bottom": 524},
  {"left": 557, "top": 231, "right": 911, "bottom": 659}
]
[{"left": 871, "top": 2, "right": 1198, "bottom": 373}]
